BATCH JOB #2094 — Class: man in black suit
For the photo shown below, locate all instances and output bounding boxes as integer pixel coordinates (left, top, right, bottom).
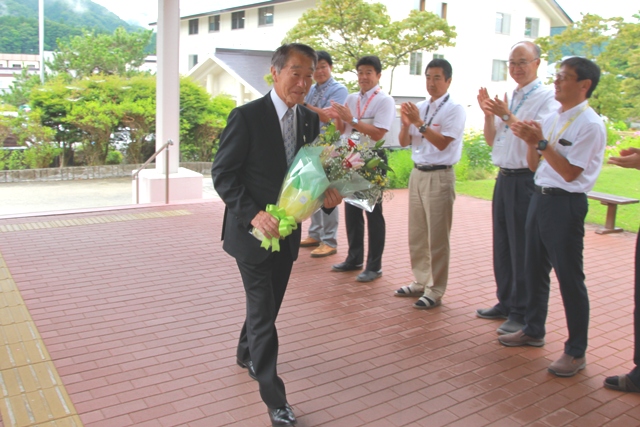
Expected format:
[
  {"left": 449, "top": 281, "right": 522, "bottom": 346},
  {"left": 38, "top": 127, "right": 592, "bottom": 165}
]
[{"left": 212, "top": 43, "right": 342, "bottom": 426}]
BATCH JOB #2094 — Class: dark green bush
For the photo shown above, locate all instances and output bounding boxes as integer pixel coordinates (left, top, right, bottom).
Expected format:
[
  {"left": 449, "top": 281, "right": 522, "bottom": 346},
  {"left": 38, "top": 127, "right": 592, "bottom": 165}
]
[{"left": 386, "top": 148, "right": 413, "bottom": 189}]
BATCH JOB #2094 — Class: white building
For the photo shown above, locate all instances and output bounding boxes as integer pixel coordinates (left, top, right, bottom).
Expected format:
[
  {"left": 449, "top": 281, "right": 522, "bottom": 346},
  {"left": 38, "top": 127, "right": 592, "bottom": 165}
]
[{"left": 174, "top": 0, "right": 573, "bottom": 127}]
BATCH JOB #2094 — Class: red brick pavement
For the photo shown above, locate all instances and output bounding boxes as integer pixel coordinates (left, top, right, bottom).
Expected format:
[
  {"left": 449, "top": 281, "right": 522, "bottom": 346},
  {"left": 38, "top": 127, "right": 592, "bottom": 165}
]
[{"left": 0, "top": 189, "right": 638, "bottom": 426}]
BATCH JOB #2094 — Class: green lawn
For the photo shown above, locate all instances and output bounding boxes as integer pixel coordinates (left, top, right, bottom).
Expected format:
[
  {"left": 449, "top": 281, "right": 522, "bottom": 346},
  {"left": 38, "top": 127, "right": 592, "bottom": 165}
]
[{"left": 455, "top": 165, "right": 640, "bottom": 233}]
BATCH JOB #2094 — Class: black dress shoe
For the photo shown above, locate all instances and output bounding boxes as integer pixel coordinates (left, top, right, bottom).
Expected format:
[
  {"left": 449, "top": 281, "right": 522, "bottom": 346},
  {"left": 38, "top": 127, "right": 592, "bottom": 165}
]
[
  {"left": 356, "top": 269, "right": 382, "bottom": 282},
  {"left": 476, "top": 307, "right": 507, "bottom": 319},
  {"left": 331, "top": 261, "right": 363, "bottom": 272},
  {"left": 269, "top": 404, "right": 296, "bottom": 426},
  {"left": 236, "top": 358, "right": 257, "bottom": 381}
]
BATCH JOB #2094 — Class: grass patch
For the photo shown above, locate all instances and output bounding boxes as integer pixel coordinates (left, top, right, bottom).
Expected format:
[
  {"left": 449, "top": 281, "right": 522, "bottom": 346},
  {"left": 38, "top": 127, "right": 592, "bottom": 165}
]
[{"left": 454, "top": 165, "right": 640, "bottom": 232}]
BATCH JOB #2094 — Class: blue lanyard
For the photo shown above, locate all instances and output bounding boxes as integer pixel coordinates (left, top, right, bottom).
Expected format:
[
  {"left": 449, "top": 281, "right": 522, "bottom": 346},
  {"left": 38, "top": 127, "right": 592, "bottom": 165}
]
[{"left": 505, "top": 82, "right": 541, "bottom": 130}]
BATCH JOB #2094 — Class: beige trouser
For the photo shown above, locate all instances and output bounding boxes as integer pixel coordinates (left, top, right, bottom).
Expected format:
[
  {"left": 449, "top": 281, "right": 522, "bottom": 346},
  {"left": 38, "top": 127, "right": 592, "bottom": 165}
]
[{"left": 408, "top": 167, "right": 455, "bottom": 300}]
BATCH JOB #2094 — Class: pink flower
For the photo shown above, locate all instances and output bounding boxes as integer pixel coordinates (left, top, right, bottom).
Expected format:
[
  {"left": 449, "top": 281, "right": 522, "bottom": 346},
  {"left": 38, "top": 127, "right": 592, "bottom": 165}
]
[{"left": 343, "top": 151, "right": 365, "bottom": 170}]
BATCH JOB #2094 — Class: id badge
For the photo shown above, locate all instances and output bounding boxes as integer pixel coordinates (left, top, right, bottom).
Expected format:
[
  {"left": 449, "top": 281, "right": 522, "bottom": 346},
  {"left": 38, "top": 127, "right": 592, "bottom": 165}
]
[{"left": 494, "top": 134, "right": 505, "bottom": 148}]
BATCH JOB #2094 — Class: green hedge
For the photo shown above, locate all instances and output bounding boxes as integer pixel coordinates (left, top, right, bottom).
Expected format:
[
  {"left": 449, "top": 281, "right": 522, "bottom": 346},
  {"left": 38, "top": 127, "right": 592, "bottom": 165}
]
[{"left": 386, "top": 130, "right": 497, "bottom": 189}]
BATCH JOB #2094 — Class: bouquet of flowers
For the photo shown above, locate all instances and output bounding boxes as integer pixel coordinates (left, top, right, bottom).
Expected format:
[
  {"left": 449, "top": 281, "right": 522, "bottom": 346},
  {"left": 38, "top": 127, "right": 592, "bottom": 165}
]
[
  {"left": 313, "top": 122, "right": 390, "bottom": 212},
  {"left": 252, "top": 146, "right": 330, "bottom": 251},
  {"left": 252, "top": 121, "right": 390, "bottom": 252}
]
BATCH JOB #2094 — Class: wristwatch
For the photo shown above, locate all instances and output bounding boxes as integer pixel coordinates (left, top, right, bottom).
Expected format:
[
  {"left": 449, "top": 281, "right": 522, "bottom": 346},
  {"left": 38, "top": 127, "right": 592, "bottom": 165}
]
[
  {"left": 418, "top": 123, "right": 428, "bottom": 133},
  {"left": 537, "top": 139, "right": 548, "bottom": 151},
  {"left": 501, "top": 113, "right": 511, "bottom": 122},
  {"left": 350, "top": 117, "right": 359, "bottom": 126}
]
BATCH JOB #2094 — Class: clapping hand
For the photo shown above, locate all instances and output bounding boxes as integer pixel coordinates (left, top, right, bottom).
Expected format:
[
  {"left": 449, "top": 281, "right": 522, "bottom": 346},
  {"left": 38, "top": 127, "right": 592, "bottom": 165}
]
[{"left": 609, "top": 147, "right": 640, "bottom": 170}]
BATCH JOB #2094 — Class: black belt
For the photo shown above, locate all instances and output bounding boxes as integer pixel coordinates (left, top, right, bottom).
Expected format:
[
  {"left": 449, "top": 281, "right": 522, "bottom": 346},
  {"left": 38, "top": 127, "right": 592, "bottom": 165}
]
[
  {"left": 500, "top": 168, "right": 532, "bottom": 176},
  {"left": 414, "top": 163, "right": 451, "bottom": 172},
  {"left": 535, "top": 185, "right": 580, "bottom": 196}
]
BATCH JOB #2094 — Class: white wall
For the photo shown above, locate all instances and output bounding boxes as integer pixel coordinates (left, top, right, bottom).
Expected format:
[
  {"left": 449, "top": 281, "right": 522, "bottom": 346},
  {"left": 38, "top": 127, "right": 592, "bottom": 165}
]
[{"left": 180, "top": 0, "right": 559, "bottom": 128}]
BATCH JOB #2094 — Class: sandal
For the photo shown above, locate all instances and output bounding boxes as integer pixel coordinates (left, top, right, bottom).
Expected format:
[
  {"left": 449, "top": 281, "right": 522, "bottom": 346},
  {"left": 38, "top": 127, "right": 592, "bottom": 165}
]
[
  {"left": 604, "top": 375, "right": 640, "bottom": 393},
  {"left": 394, "top": 282, "right": 423, "bottom": 297},
  {"left": 413, "top": 296, "right": 441, "bottom": 309}
]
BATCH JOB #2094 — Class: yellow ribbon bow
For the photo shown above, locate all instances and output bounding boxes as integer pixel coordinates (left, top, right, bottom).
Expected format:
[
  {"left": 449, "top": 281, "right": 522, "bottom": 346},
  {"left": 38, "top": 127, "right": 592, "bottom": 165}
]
[{"left": 260, "top": 204, "right": 298, "bottom": 252}]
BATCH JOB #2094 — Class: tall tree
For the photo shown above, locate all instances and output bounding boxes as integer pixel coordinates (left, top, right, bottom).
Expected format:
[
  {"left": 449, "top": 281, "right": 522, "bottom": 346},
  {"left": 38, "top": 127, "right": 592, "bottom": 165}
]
[
  {"left": 536, "top": 13, "right": 640, "bottom": 122},
  {"left": 284, "top": 0, "right": 455, "bottom": 93},
  {"left": 48, "top": 27, "right": 153, "bottom": 79}
]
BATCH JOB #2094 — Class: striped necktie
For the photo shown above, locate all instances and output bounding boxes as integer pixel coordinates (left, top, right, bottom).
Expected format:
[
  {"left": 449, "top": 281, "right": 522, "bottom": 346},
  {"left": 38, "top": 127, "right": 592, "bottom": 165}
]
[{"left": 283, "top": 108, "right": 296, "bottom": 166}]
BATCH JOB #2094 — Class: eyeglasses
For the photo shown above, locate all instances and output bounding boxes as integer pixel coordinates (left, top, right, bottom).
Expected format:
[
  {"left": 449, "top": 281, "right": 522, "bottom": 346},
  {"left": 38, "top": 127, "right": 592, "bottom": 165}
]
[
  {"left": 508, "top": 58, "right": 539, "bottom": 69},
  {"left": 554, "top": 72, "right": 578, "bottom": 82}
]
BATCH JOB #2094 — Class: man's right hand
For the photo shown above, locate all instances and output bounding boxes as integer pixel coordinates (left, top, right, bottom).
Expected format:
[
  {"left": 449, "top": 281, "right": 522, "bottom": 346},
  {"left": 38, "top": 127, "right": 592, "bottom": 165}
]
[
  {"left": 477, "top": 87, "right": 493, "bottom": 117},
  {"left": 251, "top": 210, "right": 280, "bottom": 239}
]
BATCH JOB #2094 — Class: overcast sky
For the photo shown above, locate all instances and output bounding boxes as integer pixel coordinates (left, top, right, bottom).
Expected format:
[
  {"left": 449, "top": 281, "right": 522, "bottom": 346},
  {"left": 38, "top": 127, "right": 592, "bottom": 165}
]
[{"left": 90, "top": 0, "right": 639, "bottom": 29}]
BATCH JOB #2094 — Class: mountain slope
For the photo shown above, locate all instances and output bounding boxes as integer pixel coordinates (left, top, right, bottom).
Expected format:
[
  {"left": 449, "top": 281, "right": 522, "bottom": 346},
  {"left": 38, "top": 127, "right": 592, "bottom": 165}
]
[{"left": 0, "top": 0, "right": 149, "bottom": 54}]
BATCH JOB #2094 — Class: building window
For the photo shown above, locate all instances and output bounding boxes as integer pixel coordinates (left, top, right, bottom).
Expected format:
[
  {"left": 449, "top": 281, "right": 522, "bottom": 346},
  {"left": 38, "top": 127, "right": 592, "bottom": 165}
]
[
  {"left": 188, "top": 19, "right": 199, "bottom": 35},
  {"left": 492, "top": 60, "right": 507, "bottom": 81},
  {"left": 433, "top": 54, "right": 444, "bottom": 59},
  {"left": 232, "top": 11, "right": 245, "bottom": 30},
  {"left": 209, "top": 15, "right": 220, "bottom": 32},
  {"left": 258, "top": 6, "right": 274, "bottom": 26},
  {"left": 440, "top": 3, "right": 447, "bottom": 20},
  {"left": 495, "top": 12, "right": 510, "bottom": 35},
  {"left": 409, "top": 52, "right": 422, "bottom": 75},
  {"left": 188, "top": 54, "right": 198, "bottom": 70},
  {"left": 525, "top": 17, "right": 539, "bottom": 38}
]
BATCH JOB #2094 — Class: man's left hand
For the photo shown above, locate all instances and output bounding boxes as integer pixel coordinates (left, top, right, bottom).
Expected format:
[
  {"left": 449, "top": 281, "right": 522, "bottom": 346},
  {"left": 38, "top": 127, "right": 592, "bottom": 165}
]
[
  {"left": 512, "top": 120, "right": 544, "bottom": 146},
  {"left": 323, "top": 188, "right": 343, "bottom": 209},
  {"left": 485, "top": 93, "right": 510, "bottom": 118},
  {"left": 330, "top": 101, "right": 353, "bottom": 123}
]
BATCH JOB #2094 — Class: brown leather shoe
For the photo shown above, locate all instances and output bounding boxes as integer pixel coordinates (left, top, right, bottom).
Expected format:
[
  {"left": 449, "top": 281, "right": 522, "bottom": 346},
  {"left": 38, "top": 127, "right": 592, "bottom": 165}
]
[
  {"left": 300, "top": 237, "right": 320, "bottom": 247},
  {"left": 548, "top": 353, "right": 586, "bottom": 377},
  {"left": 310, "top": 243, "right": 336, "bottom": 258},
  {"left": 497, "top": 329, "right": 544, "bottom": 347}
]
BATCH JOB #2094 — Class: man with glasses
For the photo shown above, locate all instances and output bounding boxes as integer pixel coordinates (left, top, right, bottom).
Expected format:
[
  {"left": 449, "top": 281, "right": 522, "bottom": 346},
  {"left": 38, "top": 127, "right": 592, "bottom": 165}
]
[
  {"left": 501, "top": 57, "right": 606, "bottom": 378},
  {"left": 300, "top": 51, "right": 348, "bottom": 258},
  {"left": 476, "top": 41, "right": 558, "bottom": 335}
]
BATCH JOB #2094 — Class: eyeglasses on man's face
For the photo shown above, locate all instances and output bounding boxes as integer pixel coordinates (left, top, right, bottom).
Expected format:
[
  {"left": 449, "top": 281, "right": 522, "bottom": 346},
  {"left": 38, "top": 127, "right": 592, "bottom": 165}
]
[
  {"left": 554, "top": 72, "right": 578, "bottom": 82},
  {"left": 508, "top": 58, "right": 539, "bottom": 69}
]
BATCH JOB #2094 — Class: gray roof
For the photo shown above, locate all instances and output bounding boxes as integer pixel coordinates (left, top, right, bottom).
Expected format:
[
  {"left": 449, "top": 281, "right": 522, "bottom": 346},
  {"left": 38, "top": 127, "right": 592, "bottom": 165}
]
[{"left": 214, "top": 48, "right": 273, "bottom": 95}]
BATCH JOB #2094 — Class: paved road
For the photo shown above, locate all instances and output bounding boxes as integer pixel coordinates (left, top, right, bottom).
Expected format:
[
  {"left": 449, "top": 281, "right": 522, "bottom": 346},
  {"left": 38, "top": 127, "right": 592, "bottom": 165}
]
[{"left": 0, "top": 177, "right": 218, "bottom": 216}]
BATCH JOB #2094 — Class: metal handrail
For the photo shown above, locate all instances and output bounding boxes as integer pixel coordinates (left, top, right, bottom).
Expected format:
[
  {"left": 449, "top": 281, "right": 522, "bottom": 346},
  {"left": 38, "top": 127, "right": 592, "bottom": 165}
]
[{"left": 132, "top": 139, "right": 174, "bottom": 204}]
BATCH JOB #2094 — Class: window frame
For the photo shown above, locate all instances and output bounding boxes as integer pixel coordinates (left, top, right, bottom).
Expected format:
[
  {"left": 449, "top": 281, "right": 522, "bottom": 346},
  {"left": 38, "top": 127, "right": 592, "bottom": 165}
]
[
  {"left": 525, "top": 17, "right": 539, "bottom": 38},
  {"left": 258, "top": 6, "right": 274, "bottom": 27},
  {"left": 188, "top": 18, "right": 199, "bottom": 35},
  {"left": 232, "top": 11, "right": 245, "bottom": 30},
  {"left": 495, "top": 12, "right": 511, "bottom": 35},
  {"left": 409, "top": 52, "right": 423, "bottom": 76},
  {"left": 209, "top": 15, "right": 220, "bottom": 32},
  {"left": 491, "top": 59, "right": 508, "bottom": 81}
]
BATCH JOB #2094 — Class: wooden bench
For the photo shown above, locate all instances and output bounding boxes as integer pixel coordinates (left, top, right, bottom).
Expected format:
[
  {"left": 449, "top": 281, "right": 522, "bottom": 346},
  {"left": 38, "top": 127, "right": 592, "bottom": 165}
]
[{"left": 587, "top": 191, "right": 639, "bottom": 234}]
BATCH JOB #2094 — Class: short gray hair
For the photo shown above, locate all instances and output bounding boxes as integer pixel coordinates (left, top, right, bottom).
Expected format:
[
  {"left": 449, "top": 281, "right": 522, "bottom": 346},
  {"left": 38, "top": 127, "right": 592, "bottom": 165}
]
[{"left": 271, "top": 43, "right": 317, "bottom": 73}]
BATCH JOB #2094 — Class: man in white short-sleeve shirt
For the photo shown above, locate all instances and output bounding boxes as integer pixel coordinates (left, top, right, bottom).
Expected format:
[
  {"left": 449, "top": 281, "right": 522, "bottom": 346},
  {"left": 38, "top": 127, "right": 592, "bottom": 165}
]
[
  {"left": 327, "top": 55, "right": 396, "bottom": 282},
  {"left": 500, "top": 57, "right": 606, "bottom": 378},
  {"left": 393, "top": 58, "right": 466, "bottom": 309},
  {"left": 475, "top": 41, "right": 559, "bottom": 336}
]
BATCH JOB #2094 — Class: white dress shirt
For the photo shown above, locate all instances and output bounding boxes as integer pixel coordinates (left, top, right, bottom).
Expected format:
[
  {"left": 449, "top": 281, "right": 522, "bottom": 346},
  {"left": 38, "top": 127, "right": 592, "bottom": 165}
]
[
  {"left": 342, "top": 85, "right": 396, "bottom": 146},
  {"left": 271, "top": 89, "right": 297, "bottom": 140},
  {"left": 535, "top": 100, "right": 606, "bottom": 193},
  {"left": 492, "top": 79, "right": 558, "bottom": 169},
  {"left": 408, "top": 93, "right": 466, "bottom": 165}
]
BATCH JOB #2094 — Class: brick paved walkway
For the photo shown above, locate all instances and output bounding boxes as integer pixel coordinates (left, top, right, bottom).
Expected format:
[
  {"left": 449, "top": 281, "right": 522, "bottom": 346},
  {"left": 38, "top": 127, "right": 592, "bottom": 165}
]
[{"left": 0, "top": 190, "right": 638, "bottom": 426}]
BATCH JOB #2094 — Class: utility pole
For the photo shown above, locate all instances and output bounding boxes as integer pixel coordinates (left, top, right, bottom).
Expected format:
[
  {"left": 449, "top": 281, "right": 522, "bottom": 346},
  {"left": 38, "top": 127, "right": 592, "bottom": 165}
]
[{"left": 39, "top": 0, "right": 44, "bottom": 83}]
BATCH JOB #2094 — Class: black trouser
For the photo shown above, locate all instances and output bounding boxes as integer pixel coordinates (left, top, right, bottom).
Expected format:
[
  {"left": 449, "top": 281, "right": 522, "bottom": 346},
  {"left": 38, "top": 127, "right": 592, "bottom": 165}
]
[
  {"left": 236, "top": 243, "right": 294, "bottom": 409},
  {"left": 629, "top": 228, "right": 640, "bottom": 385},
  {"left": 522, "top": 191, "right": 589, "bottom": 358},
  {"left": 343, "top": 149, "right": 386, "bottom": 272},
  {"left": 344, "top": 202, "right": 385, "bottom": 271},
  {"left": 492, "top": 170, "right": 534, "bottom": 323}
]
